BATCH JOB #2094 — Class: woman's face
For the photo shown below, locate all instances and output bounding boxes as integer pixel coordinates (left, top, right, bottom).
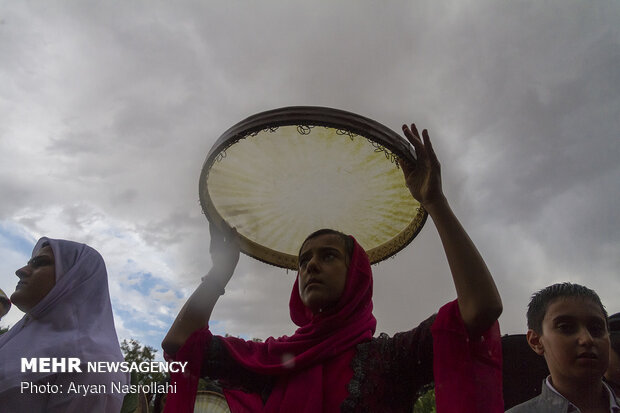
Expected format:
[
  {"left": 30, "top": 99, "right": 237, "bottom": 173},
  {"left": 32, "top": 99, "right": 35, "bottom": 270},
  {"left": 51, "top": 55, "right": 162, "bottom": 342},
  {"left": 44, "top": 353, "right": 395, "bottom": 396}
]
[
  {"left": 11, "top": 245, "right": 56, "bottom": 313},
  {"left": 298, "top": 234, "right": 348, "bottom": 314}
]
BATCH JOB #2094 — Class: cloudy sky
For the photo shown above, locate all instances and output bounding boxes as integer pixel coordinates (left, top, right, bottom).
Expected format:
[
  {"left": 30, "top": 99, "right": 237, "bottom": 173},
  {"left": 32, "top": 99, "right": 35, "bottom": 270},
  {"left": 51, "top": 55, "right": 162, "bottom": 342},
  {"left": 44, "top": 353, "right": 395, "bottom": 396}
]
[{"left": 1, "top": 1, "right": 618, "bottom": 357}]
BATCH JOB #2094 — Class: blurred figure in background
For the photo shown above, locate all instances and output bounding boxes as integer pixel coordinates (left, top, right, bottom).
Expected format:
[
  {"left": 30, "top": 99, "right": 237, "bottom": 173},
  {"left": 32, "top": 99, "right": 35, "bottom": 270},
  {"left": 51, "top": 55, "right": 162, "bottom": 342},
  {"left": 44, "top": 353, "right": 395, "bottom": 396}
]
[
  {"left": 0, "top": 288, "right": 10, "bottom": 321},
  {"left": 605, "top": 312, "right": 620, "bottom": 395}
]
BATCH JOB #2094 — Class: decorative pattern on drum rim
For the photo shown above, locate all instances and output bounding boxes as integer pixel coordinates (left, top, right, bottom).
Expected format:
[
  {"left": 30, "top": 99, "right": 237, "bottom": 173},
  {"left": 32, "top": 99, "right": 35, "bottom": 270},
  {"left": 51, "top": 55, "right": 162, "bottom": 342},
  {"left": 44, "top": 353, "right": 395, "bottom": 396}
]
[
  {"left": 211, "top": 125, "right": 401, "bottom": 168},
  {"left": 199, "top": 107, "right": 428, "bottom": 270}
]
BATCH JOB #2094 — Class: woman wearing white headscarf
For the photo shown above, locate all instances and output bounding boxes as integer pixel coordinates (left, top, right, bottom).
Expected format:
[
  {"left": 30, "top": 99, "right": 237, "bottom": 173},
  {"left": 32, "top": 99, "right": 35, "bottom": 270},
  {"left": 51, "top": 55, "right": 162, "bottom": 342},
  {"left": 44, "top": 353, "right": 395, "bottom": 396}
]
[{"left": 0, "top": 237, "right": 129, "bottom": 413}]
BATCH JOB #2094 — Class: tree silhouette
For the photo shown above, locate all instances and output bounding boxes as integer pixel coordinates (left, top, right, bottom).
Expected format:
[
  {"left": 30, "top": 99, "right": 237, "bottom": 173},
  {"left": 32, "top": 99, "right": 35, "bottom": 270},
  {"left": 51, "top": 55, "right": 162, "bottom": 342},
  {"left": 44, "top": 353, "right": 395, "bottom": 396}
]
[{"left": 120, "top": 339, "right": 167, "bottom": 407}]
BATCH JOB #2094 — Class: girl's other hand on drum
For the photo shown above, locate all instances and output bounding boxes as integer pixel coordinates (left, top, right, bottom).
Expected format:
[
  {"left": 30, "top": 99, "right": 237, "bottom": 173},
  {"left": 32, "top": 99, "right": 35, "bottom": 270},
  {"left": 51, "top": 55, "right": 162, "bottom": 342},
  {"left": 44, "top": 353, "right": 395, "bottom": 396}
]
[{"left": 209, "top": 224, "right": 240, "bottom": 280}]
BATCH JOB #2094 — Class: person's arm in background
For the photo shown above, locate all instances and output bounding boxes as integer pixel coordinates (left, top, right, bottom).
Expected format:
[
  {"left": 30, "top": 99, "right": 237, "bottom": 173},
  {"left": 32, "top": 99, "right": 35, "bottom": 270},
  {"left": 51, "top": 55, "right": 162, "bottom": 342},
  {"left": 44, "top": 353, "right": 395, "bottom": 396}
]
[
  {"left": 162, "top": 225, "right": 239, "bottom": 355},
  {"left": 400, "top": 123, "right": 502, "bottom": 336}
]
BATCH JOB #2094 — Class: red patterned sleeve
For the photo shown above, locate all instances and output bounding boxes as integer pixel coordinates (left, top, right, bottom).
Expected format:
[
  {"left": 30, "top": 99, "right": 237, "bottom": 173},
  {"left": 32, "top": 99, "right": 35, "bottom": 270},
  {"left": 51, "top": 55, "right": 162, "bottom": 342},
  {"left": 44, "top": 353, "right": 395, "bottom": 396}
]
[{"left": 163, "top": 327, "right": 212, "bottom": 413}]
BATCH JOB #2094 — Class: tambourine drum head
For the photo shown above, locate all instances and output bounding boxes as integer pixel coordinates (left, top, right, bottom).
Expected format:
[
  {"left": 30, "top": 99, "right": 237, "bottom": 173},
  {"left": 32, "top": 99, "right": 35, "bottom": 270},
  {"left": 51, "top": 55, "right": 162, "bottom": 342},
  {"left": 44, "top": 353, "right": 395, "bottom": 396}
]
[
  {"left": 194, "top": 391, "right": 231, "bottom": 412},
  {"left": 200, "top": 107, "right": 427, "bottom": 269}
]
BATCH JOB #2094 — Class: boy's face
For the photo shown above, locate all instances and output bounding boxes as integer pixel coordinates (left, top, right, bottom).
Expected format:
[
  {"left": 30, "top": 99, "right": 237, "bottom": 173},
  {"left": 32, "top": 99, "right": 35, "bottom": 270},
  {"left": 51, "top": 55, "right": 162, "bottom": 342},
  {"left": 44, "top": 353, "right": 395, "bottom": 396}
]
[{"left": 527, "top": 297, "right": 609, "bottom": 386}]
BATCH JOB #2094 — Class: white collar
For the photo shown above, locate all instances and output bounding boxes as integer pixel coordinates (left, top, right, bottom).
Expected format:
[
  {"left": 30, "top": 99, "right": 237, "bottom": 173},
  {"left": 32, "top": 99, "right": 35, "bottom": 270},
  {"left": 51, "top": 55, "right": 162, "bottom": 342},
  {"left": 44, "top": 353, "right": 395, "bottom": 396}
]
[{"left": 545, "top": 376, "right": 620, "bottom": 412}]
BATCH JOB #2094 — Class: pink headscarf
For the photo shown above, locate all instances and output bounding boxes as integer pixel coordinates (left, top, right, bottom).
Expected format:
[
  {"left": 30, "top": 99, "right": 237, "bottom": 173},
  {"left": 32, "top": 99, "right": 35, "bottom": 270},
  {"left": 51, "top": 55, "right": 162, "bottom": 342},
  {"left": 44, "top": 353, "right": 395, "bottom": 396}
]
[{"left": 166, "top": 236, "right": 376, "bottom": 412}]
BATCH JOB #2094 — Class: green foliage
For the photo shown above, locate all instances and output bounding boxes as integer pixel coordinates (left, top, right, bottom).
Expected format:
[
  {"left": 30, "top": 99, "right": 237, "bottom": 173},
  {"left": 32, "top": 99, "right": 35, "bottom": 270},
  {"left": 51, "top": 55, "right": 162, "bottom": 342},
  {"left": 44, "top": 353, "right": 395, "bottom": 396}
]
[
  {"left": 120, "top": 339, "right": 167, "bottom": 406},
  {"left": 0, "top": 326, "right": 8, "bottom": 335},
  {"left": 413, "top": 387, "right": 436, "bottom": 413},
  {"left": 119, "top": 372, "right": 140, "bottom": 413}
]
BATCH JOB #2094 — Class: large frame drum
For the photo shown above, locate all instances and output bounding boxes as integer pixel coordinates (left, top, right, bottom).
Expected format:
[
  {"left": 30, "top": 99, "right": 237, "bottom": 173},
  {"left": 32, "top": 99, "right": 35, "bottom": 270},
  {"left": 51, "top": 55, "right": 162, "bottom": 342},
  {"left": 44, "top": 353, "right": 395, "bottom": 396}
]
[{"left": 200, "top": 106, "right": 427, "bottom": 269}]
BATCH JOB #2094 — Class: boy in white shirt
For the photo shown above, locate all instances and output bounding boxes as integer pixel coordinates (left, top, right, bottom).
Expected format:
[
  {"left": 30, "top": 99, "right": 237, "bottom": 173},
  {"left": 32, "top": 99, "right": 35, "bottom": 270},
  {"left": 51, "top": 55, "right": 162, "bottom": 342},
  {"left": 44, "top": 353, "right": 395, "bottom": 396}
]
[{"left": 507, "top": 283, "right": 619, "bottom": 413}]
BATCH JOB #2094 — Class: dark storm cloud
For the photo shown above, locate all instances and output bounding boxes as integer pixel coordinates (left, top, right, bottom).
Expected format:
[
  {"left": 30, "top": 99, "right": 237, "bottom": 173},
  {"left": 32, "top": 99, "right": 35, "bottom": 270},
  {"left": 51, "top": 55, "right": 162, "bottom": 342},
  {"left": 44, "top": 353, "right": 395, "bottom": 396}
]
[{"left": 1, "top": 1, "right": 618, "bottom": 341}]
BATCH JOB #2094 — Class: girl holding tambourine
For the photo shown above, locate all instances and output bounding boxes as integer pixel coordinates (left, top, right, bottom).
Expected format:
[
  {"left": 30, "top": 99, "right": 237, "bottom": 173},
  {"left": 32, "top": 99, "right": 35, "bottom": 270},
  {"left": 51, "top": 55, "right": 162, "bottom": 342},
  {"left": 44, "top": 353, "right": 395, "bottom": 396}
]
[{"left": 163, "top": 123, "right": 504, "bottom": 413}]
